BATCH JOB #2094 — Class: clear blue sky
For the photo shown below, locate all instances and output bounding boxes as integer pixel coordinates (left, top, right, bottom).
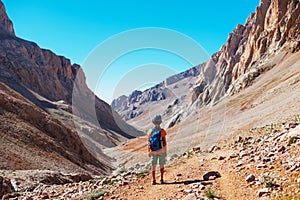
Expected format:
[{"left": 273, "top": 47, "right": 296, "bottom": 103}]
[{"left": 3, "top": 0, "right": 260, "bottom": 103}]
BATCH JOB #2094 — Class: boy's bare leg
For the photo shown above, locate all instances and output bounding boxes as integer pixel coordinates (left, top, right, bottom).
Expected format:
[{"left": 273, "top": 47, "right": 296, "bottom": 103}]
[
  {"left": 160, "top": 165, "right": 164, "bottom": 182},
  {"left": 152, "top": 165, "right": 156, "bottom": 183}
]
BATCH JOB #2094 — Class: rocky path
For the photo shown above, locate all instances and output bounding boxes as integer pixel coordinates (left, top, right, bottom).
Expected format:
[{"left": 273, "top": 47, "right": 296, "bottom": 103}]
[
  {"left": 1, "top": 120, "right": 299, "bottom": 200},
  {"left": 104, "top": 121, "right": 300, "bottom": 200}
]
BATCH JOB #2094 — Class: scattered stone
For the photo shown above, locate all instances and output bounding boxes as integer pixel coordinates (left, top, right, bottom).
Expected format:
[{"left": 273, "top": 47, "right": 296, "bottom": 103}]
[
  {"left": 287, "top": 125, "right": 300, "bottom": 137},
  {"left": 245, "top": 174, "right": 255, "bottom": 182},
  {"left": 257, "top": 188, "right": 270, "bottom": 197},
  {"left": 267, "top": 152, "right": 275, "bottom": 157},
  {"left": 183, "top": 189, "right": 192, "bottom": 194},
  {"left": 229, "top": 153, "right": 238, "bottom": 159},
  {"left": 277, "top": 146, "right": 286, "bottom": 153},
  {"left": 236, "top": 161, "right": 243, "bottom": 167},
  {"left": 262, "top": 157, "right": 271, "bottom": 163},
  {"left": 200, "top": 181, "right": 213, "bottom": 186},
  {"left": 182, "top": 193, "right": 197, "bottom": 200},
  {"left": 182, "top": 152, "right": 189, "bottom": 158},
  {"left": 218, "top": 156, "right": 226, "bottom": 160},
  {"left": 0, "top": 176, "right": 13, "bottom": 198},
  {"left": 289, "top": 122, "right": 297, "bottom": 129},
  {"left": 203, "top": 171, "right": 221, "bottom": 181},
  {"left": 239, "top": 150, "right": 248, "bottom": 157},
  {"left": 199, "top": 185, "right": 206, "bottom": 190},
  {"left": 255, "top": 138, "right": 261, "bottom": 143},
  {"left": 256, "top": 163, "right": 267, "bottom": 169},
  {"left": 289, "top": 164, "right": 299, "bottom": 172},
  {"left": 192, "top": 147, "right": 201, "bottom": 153},
  {"left": 254, "top": 155, "right": 261, "bottom": 162},
  {"left": 191, "top": 184, "right": 199, "bottom": 189},
  {"left": 210, "top": 156, "right": 217, "bottom": 160}
]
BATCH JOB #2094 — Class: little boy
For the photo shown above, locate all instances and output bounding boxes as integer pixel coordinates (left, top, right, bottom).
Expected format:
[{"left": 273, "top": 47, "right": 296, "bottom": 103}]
[{"left": 147, "top": 114, "right": 167, "bottom": 185}]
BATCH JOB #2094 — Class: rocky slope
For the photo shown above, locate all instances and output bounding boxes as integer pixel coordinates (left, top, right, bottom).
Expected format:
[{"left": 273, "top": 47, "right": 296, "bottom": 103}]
[
  {"left": 0, "top": 82, "right": 112, "bottom": 173},
  {"left": 191, "top": 0, "right": 300, "bottom": 107},
  {"left": 0, "top": 22, "right": 141, "bottom": 139},
  {"left": 0, "top": 0, "right": 142, "bottom": 182},
  {"left": 113, "top": 0, "right": 300, "bottom": 130},
  {"left": 0, "top": 1, "right": 14, "bottom": 35}
]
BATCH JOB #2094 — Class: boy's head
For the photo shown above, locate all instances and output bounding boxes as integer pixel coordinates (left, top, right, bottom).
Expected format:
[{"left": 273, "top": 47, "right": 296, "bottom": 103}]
[{"left": 152, "top": 114, "right": 162, "bottom": 125}]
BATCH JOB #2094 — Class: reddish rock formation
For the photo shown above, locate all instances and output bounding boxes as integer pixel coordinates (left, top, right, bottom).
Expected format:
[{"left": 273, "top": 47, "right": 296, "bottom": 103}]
[
  {"left": 0, "top": 0, "right": 142, "bottom": 176},
  {"left": 0, "top": 1, "right": 14, "bottom": 35}
]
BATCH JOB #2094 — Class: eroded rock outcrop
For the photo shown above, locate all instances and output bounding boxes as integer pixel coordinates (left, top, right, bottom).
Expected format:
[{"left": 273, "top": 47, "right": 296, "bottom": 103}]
[
  {"left": 191, "top": 0, "right": 300, "bottom": 107},
  {"left": 0, "top": 1, "right": 14, "bottom": 35},
  {"left": 0, "top": 0, "right": 142, "bottom": 137},
  {"left": 0, "top": 0, "right": 142, "bottom": 176}
]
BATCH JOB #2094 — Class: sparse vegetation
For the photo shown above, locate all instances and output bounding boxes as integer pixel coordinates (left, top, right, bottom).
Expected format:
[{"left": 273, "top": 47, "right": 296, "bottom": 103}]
[
  {"left": 137, "top": 170, "right": 149, "bottom": 178},
  {"left": 288, "top": 136, "right": 300, "bottom": 144},
  {"left": 118, "top": 167, "right": 127, "bottom": 174},
  {"left": 80, "top": 190, "right": 108, "bottom": 200},
  {"left": 275, "top": 195, "right": 300, "bottom": 200},
  {"left": 205, "top": 188, "right": 216, "bottom": 199},
  {"left": 108, "top": 180, "right": 116, "bottom": 185},
  {"left": 260, "top": 174, "right": 278, "bottom": 188},
  {"left": 187, "top": 150, "right": 194, "bottom": 156}
]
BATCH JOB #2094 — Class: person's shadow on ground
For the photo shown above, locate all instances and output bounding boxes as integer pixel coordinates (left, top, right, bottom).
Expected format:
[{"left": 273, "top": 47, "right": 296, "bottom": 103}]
[
  {"left": 162, "top": 179, "right": 203, "bottom": 185},
  {"left": 161, "top": 171, "right": 222, "bottom": 185}
]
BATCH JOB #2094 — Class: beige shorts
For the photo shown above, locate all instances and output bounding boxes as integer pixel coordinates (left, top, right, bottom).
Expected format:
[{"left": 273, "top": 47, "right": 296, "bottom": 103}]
[{"left": 150, "top": 153, "right": 166, "bottom": 165}]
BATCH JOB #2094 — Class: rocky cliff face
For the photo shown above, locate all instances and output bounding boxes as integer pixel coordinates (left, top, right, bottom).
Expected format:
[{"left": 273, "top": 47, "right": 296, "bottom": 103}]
[
  {"left": 0, "top": 0, "right": 142, "bottom": 138},
  {"left": 0, "top": 1, "right": 14, "bottom": 35},
  {"left": 113, "top": 0, "right": 300, "bottom": 129},
  {"left": 0, "top": 0, "right": 142, "bottom": 175},
  {"left": 0, "top": 82, "right": 111, "bottom": 174},
  {"left": 191, "top": 0, "right": 300, "bottom": 107}
]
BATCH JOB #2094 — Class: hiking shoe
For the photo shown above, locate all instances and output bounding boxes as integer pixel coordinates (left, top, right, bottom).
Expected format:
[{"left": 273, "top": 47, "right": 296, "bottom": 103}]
[
  {"left": 160, "top": 179, "right": 164, "bottom": 184},
  {"left": 152, "top": 180, "right": 156, "bottom": 185}
]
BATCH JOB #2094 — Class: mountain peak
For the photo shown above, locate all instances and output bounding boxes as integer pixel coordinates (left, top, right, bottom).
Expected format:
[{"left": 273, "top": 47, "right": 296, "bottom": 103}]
[{"left": 0, "top": 0, "right": 15, "bottom": 35}]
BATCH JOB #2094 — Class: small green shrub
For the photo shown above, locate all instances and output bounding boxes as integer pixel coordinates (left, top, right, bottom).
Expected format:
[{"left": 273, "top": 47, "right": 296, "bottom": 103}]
[
  {"left": 118, "top": 167, "right": 127, "bottom": 174},
  {"left": 289, "top": 136, "right": 300, "bottom": 144},
  {"left": 137, "top": 170, "right": 149, "bottom": 178},
  {"left": 80, "top": 190, "right": 108, "bottom": 200},
  {"left": 137, "top": 172, "right": 146, "bottom": 178},
  {"left": 108, "top": 180, "right": 115, "bottom": 185},
  {"left": 205, "top": 188, "right": 216, "bottom": 198},
  {"left": 260, "top": 174, "right": 278, "bottom": 188}
]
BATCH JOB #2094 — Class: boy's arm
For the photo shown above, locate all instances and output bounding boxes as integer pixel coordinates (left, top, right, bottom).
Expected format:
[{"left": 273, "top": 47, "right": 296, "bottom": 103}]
[{"left": 147, "top": 129, "right": 151, "bottom": 153}]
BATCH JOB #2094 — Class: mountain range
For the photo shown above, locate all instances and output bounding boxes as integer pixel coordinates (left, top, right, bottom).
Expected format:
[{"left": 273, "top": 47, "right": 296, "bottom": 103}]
[
  {"left": 112, "top": 0, "right": 300, "bottom": 132},
  {"left": 1, "top": 0, "right": 300, "bottom": 198}
]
